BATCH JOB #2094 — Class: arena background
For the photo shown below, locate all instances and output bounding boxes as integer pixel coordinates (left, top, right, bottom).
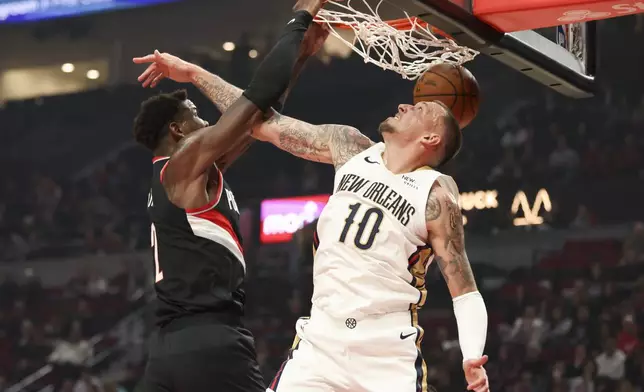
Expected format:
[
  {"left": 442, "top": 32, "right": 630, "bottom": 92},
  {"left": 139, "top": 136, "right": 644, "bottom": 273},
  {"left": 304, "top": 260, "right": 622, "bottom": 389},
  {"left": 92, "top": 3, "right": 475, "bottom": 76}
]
[{"left": 0, "top": 1, "right": 643, "bottom": 391}]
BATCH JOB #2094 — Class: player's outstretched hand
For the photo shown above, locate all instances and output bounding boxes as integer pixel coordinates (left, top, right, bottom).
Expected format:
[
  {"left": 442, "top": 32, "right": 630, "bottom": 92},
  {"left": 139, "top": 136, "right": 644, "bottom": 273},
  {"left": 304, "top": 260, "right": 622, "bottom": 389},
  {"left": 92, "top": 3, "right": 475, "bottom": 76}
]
[
  {"left": 293, "top": 0, "right": 327, "bottom": 17},
  {"left": 132, "top": 50, "right": 197, "bottom": 88},
  {"left": 463, "top": 355, "right": 490, "bottom": 392}
]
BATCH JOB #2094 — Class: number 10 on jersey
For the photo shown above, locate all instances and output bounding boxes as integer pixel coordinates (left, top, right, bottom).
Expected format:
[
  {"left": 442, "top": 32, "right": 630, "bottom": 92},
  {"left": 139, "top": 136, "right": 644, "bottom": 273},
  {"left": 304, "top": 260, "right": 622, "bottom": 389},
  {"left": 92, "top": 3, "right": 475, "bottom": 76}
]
[
  {"left": 151, "top": 223, "right": 164, "bottom": 283},
  {"left": 339, "top": 203, "right": 384, "bottom": 249}
]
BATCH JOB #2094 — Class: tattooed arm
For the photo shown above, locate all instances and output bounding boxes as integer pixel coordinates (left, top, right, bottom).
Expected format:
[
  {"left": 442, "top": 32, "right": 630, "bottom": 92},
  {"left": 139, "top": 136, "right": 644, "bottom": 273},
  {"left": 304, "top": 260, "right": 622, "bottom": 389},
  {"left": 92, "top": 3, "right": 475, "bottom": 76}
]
[
  {"left": 188, "top": 52, "right": 312, "bottom": 171},
  {"left": 426, "top": 182, "right": 477, "bottom": 297},
  {"left": 191, "top": 69, "right": 374, "bottom": 169},
  {"left": 252, "top": 112, "right": 375, "bottom": 170},
  {"left": 426, "top": 180, "right": 488, "bottom": 373},
  {"left": 191, "top": 69, "right": 242, "bottom": 114}
]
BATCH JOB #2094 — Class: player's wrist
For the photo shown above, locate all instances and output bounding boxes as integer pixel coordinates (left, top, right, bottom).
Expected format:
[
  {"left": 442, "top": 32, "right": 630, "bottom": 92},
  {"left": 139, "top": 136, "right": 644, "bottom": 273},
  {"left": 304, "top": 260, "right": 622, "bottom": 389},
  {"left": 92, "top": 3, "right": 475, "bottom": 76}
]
[
  {"left": 187, "top": 64, "right": 210, "bottom": 84},
  {"left": 293, "top": 0, "right": 324, "bottom": 18}
]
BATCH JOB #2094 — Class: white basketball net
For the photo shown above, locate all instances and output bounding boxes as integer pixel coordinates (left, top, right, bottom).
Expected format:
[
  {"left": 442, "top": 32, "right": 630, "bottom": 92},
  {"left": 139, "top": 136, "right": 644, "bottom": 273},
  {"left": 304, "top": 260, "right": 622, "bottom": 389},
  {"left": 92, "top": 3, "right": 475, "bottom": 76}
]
[{"left": 315, "top": 0, "right": 479, "bottom": 80}]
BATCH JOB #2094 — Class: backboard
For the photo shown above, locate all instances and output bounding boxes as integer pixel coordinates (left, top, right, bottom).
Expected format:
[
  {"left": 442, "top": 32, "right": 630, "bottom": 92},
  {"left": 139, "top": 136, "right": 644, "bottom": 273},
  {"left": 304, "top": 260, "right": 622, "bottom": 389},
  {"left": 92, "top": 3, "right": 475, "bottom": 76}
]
[{"left": 384, "top": 0, "right": 599, "bottom": 98}]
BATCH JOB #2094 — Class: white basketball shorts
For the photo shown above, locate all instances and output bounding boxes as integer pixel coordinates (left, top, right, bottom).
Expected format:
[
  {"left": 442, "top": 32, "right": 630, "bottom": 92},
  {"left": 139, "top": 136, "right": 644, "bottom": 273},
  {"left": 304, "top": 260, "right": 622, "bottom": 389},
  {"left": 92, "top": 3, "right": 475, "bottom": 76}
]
[{"left": 267, "top": 306, "right": 431, "bottom": 392}]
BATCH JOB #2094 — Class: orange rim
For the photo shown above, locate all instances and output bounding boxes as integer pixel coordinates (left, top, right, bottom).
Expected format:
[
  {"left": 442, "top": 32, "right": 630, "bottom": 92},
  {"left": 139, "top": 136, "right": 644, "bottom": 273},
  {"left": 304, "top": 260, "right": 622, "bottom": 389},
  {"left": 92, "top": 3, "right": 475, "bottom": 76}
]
[{"left": 320, "top": 16, "right": 453, "bottom": 40}]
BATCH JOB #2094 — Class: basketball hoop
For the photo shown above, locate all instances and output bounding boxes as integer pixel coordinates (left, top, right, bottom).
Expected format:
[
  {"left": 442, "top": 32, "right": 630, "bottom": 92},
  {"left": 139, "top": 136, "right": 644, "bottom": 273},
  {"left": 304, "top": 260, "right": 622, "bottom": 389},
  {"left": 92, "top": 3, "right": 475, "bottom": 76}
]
[{"left": 315, "top": 0, "right": 479, "bottom": 80}]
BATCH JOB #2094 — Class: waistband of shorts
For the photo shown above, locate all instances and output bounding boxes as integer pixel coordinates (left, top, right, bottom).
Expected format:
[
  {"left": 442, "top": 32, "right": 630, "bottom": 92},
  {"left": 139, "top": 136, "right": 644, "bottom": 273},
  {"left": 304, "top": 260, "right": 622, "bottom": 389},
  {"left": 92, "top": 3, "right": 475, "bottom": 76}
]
[
  {"left": 309, "top": 306, "right": 416, "bottom": 330},
  {"left": 160, "top": 312, "right": 242, "bottom": 332}
]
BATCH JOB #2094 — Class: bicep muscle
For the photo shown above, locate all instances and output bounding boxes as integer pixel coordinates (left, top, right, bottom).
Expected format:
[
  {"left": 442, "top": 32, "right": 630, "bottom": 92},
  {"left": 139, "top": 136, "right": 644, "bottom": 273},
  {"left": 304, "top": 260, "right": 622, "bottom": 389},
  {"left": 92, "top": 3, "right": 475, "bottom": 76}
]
[
  {"left": 253, "top": 112, "right": 374, "bottom": 169},
  {"left": 427, "top": 185, "right": 477, "bottom": 298}
]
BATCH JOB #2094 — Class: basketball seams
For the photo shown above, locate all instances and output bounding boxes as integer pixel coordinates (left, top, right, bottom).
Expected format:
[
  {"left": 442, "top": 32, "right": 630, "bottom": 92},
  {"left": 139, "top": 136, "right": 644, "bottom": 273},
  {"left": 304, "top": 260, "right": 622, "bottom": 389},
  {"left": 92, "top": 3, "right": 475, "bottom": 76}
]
[
  {"left": 421, "top": 70, "right": 458, "bottom": 110},
  {"left": 413, "top": 64, "right": 479, "bottom": 128}
]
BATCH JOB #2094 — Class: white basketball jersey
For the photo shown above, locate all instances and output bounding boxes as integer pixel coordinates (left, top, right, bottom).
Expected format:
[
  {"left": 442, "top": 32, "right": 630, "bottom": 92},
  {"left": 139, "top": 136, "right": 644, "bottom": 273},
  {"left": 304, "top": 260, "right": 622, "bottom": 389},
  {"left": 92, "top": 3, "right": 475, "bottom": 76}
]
[{"left": 311, "top": 142, "right": 457, "bottom": 319}]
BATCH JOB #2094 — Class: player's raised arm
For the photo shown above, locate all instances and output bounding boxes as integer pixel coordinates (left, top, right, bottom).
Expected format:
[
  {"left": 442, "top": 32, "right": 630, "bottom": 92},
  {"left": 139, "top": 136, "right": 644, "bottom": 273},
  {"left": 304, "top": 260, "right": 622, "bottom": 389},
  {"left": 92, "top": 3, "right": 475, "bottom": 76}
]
[
  {"left": 157, "top": 3, "right": 324, "bottom": 208},
  {"left": 252, "top": 112, "right": 375, "bottom": 170},
  {"left": 134, "top": 24, "right": 328, "bottom": 114},
  {"left": 133, "top": 24, "right": 329, "bottom": 172},
  {"left": 425, "top": 181, "right": 489, "bottom": 392}
]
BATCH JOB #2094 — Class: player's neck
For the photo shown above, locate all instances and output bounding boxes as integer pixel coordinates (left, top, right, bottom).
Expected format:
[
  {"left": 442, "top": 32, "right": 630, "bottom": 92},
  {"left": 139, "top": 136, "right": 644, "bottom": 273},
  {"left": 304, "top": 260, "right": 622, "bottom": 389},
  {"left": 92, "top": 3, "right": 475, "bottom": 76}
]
[
  {"left": 381, "top": 145, "right": 424, "bottom": 175},
  {"left": 153, "top": 139, "right": 176, "bottom": 158}
]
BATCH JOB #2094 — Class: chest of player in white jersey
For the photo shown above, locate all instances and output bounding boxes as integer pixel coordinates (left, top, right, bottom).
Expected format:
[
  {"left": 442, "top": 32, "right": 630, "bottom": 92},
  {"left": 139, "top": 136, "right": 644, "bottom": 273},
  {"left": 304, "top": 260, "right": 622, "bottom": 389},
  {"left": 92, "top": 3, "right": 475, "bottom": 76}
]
[
  {"left": 327, "top": 143, "right": 440, "bottom": 240},
  {"left": 334, "top": 171, "right": 418, "bottom": 227},
  {"left": 311, "top": 143, "right": 446, "bottom": 317}
]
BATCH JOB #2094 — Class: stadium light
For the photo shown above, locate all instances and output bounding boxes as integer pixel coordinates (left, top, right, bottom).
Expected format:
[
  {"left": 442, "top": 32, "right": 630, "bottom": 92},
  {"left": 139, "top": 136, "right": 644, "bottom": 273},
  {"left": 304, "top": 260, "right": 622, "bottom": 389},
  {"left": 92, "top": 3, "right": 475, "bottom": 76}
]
[
  {"left": 61, "top": 63, "right": 75, "bottom": 73},
  {"left": 86, "top": 70, "right": 100, "bottom": 80},
  {"left": 248, "top": 49, "right": 259, "bottom": 59},
  {"left": 222, "top": 42, "right": 235, "bottom": 51}
]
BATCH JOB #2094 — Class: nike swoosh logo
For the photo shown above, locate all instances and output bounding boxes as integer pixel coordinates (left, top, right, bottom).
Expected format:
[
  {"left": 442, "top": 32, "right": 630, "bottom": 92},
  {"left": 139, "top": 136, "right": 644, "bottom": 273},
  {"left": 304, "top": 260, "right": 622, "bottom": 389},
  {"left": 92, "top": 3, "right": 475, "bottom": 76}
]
[
  {"left": 364, "top": 156, "right": 379, "bottom": 164},
  {"left": 400, "top": 332, "right": 416, "bottom": 340},
  {"left": 287, "top": 18, "right": 295, "bottom": 25}
]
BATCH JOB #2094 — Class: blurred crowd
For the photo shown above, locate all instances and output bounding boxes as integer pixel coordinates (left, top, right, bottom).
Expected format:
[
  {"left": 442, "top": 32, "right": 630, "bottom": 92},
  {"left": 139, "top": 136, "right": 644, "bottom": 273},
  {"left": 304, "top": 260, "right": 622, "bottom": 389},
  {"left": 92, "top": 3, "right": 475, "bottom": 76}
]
[
  {"left": 484, "top": 237, "right": 644, "bottom": 392},
  {"left": 4, "top": 223, "right": 644, "bottom": 391},
  {"left": 1, "top": 13, "right": 644, "bottom": 392},
  {"left": 0, "top": 260, "right": 148, "bottom": 392}
]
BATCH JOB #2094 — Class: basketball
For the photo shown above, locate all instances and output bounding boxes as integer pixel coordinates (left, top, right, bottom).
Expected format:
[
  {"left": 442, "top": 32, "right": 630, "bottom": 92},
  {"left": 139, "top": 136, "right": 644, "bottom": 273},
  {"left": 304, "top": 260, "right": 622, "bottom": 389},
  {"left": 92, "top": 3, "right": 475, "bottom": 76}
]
[{"left": 413, "top": 64, "right": 480, "bottom": 128}]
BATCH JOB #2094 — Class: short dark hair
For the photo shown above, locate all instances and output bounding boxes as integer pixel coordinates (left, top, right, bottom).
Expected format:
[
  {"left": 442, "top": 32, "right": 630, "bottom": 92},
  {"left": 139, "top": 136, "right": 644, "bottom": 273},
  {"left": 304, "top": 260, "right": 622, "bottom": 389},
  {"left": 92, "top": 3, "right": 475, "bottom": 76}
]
[
  {"left": 133, "top": 89, "right": 188, "bottom": 151},
  {"left": 438, "top": 109, "right": 462, "bottom": 167}
]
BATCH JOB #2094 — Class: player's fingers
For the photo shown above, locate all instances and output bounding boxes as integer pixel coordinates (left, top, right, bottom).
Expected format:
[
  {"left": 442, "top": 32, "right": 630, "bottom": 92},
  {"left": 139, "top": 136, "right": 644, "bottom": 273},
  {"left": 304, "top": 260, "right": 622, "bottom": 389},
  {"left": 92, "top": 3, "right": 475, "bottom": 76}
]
[
  {"left": 132, "top": 54, "right": 156, "bottom": 64},
  {"left": 142, "top": 71, "right": 161, "bottom": 88},
  {"left": 141, "top": 72, "right": 155, "bottom": 88},
  {"left": 467, "top": 377, "right": 487, "bottom": 390},
  {"left": 149, "top": 72, "right": 166, "bottom": 88},
  {"left": 470, "top": 355, "right": 488, "bottom": 367},
  {"left": 138, "top": 64, "right": 157, "bottom": 82},
  {"left": 478, "top": 381, "right": 490, "bottom": 392}
]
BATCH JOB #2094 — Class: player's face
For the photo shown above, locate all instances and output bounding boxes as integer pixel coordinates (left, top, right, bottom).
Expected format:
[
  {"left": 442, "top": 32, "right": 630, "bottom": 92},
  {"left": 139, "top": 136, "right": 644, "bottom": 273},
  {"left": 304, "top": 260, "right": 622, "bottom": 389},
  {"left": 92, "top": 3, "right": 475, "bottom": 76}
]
[
  {"left": 379, "top": 101, "right": 442, "bottom": 141},
  {"left": 176, "top": 100, "right": 209, "bottom": 136}
]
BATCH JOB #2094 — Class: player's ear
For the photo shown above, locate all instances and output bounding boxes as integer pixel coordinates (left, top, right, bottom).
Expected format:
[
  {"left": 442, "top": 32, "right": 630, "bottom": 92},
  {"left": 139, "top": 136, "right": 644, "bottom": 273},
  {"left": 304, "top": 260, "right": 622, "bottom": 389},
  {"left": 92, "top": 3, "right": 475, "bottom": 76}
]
[
  {"left": 168, "top": 122, "right": 185, "bottom": 140},
  {"left": 420, "top": 132, "right": 441, "bottom": 149}
]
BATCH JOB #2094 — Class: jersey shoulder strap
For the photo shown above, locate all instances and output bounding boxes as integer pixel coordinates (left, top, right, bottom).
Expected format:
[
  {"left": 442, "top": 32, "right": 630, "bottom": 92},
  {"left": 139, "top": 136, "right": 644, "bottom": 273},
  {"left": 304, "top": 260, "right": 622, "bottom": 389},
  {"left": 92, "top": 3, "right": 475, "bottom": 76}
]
[{"left": 407, "top": 168, "right": 459, "bottom": 199}]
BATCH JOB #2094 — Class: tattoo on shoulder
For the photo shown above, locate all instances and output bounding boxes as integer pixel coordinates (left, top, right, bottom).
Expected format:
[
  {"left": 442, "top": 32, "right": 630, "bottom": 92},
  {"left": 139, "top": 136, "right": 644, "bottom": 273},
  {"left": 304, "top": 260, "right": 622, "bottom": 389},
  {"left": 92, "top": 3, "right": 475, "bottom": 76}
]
[
  {"left": 425, "top": 189, "right": 442, "bottom": 222},
  {"left": 329, "top": 126, "right": 374, "bottom": 170}
]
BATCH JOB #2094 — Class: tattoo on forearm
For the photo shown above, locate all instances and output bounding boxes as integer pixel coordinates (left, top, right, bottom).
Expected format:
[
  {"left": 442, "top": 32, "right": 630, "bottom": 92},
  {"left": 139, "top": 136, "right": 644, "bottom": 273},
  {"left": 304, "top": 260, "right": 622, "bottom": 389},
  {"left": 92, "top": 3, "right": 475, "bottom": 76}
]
[
  {"left": 272, "top": 114, "right": 332, "bottom": 163},
  {"left": 434, "top": 194, "right": 476, "bottom": 296},
  {"left": 267, "top": 113, "right": 372, "bottom": 168},
  {"left": 193, "top": 75, "right": 242, "bottom": 113}
]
